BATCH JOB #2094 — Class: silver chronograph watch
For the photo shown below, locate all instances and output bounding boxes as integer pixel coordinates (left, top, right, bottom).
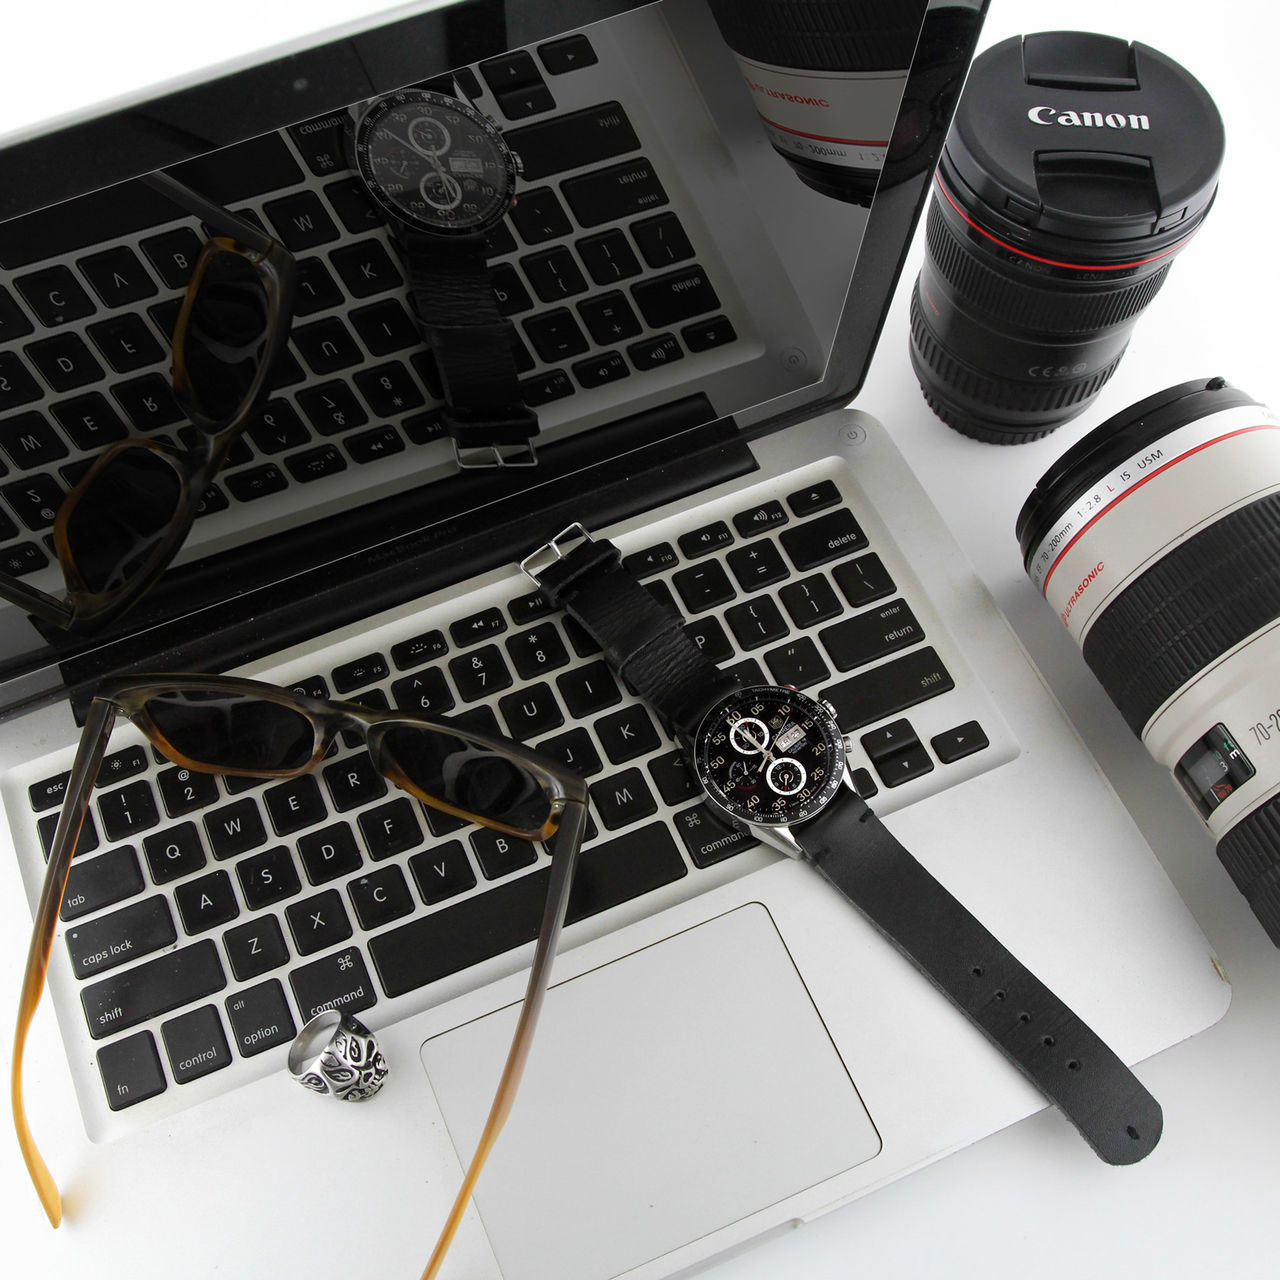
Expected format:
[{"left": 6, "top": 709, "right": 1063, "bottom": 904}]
[
  {"left": 354, "top": 87, "right": 539, "bottom": 467},
  {"left": 523, "top": 522, "right": 1164, "bottom": 1166}
]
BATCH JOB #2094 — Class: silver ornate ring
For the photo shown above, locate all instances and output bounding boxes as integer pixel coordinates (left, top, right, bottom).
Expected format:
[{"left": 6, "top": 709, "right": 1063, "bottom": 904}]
[{"left": 287, "top": 1010, "right": 389, "bottom": 1101}]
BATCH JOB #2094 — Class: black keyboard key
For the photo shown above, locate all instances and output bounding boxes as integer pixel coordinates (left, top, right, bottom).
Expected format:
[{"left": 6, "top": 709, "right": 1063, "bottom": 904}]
[
  {"left": 685, "top": 615, "right": 734, "bottom": 664},
  {"left": 628, "top": 332, "right": 683, "bottom": 372},
  {"left": 87, "top": 313, "right": 164, "bottom": 374},
  {"left": 286, "top": 888, "right": 352, "bottom": 955},
  {"left": 508, "top": 187, "right": 573, "bottom": 244},
  {"left": 860, "top": 719, "right": 920, "bottom": 762},
  {"left": 98, "top": 1032, "right": 166, "bottom": 1110},
  {"left": 203, "top": 797, "right": 268, "bottom": 860},
  {"left": 538, "top": 33, "right": 599, "bottom": 75},
  {"left": 98, "top": 779, "right": 161, "bottom": 842},
  {"left": 726, "top": 540, "right": 789, "bottom": 592},
  {"left": 390, "top": 667, "right": 455, "bottom": 716},
  {"left": 506, "top": 623, "right": 570, "bottom": 678},
  {"left": 519, "top": 368, "right": 574, "bottom": 407},
  {"left": 2, "top": 473, "right": 65, "bottom": 531},
  {"left": 264, "top": 775, "right": 327, "bottom": 837},
  {"left": 225, "top": 979, "right": 296, "bottom": 1058},
  {"left": 349, "top": 865, "right": 414, "bottom": 930},
  {"left": 423, "top": 803, "right": 469, "bottom": 839},
  {"left": 0, "top": 541, "right": 47, "bottom": 575},
  {"left": 595, "top": 704, "right": 661, "bottom": 764},
  {"left": 291, "top": 946, "right": 377, "bottom": 1024},
  {"left": 294, "top": 315, "right": 363, "bottom": 374},
  {"left": 631, "top": 265, "right": 720, "bottom": 328},
  {"left": 725, "top": 657, "right": 766, "bottom": 688},
  {"left": 332, "top": 651, "right": 390, "bottom": 693},
  {"left": 372, "top": 822, "right": 684, "bottom": 996},
  {"left": 38, "top": 808, "right": 99, "bottom": 860},
  {"left": 141, "top": 226, "right": 205, "bottom": 290},
  {"left": 0, "top": 284, "right": 34, "bottom": 342},
  {"left": 557, "top": 661, "right": 621, "bottom": 717},
  {"left": 323, "top": 755, "right": 388, "bottom": 813},
  {"left": 523, "top": 246, "right": 588, "bottom": 302},
  {"left": 174, "top": 869, "right": 239, "bottom": 934},
  {"left": 408, "top": 840, "right": 476, "bottom": 905},
  {"left": 622, "top": 542, "right": 677, "bottom": 579},
  {"left": 162, "top": 1004, "right": 233, "bottom": 1083},
  {"left": 15, "top": 265, "right": 96, "bottom": 326},
  {"left": 26, "top": 332, "right": 103, "bottom": 392},
  {"left": 562, "top": 158, "right": 668, "bottom": 227},
  {"left": 327, "top": 240, "right": 402, "bottom": 303},
  {"left": 646, "top": 578, "right": 678, "bottom": 614},
  {"left": 725, "top": 596, "right": 789, "bottom": 650},
  {"left": 779, "top": 574, "right": 843, "bottom": 628},
  {"left": 876, "top": 743, "right": 935, "bottom": 788},
  {"left": 786, "top": 479, "right": 841, "bottom": 517},
  {"left": 225, "top": 463, "right": 288, "bottom": 503},
  {"left": 354, "top": 363, "right": 424, "bottom": 419},
  {"left": 450, "top": 643, "right": 513, "bottom": 701},
  {"left": 142, "top": 822, "right": 206, "bottom": 884},
  {"left": 111, "top": 372, "right": 182, "bottom": 431},
  {"left": 820, "top": 598, "right": 924, "bottom": 672},
  {"left": 632, "top": 210, "right": 694, "bottom": 266},
  {"left": 291, "top": 256, "right": 344, "bottom": 316},
  {"left": 505, "top": 101, "right": 637, "bottom": 181},
  {"left": 297, "top": 378, "right": 369, "bottom": 435},
  {"left": 821, "top": 647, "right": 956, "bottom": 732},
  {"left": 931, "top": 721, "right": 990, "bottom": 764},
  {"left": 480, "top": 49, "right": 543, "bottom": 94},
  {"left": 523, "top": 307, "right": 589, "bottom": 362},
  {"left": 577, "top": 290, "right": 642, "bottom": 345},
  {"left": 780, "top": 508, "right": 868, "bottom": 570},
  {"left": 101, "top": 747, "right": 148, "bottom": 785},
  {"left": 674, "top": 804, "right": 756, "bottom": 868},
  {"left": 358, "top": 798, "right": 424, "bottom": 861},
  {"left": 490, "top": 263, "right": 533, "bottom": 317},
  {"left": 82, "top": 939, "right": 225, "bottom": 1040},
  {"left": 471, "top": 827, "right": 539, "bottom": 879},
  {"left": 285, "top": 443, "right": 347, "bottom": 483},
  {"left": 30, "top": 770, "right": 70, "bottom": 812},
  {"left": 298, "top": 822, "right": 364, "bottom": 884},
  {"left": 590, "top": 767, "right": 657, "bottom": 830},
  {"left": 764, "top": 636, "right": 830, "bottom": 688},
  {"left": 851, "top": 767, "right": 878, "bottom": 800},
  {"left": 535, "top": 726, "right": 604, "bottom": 778},
  {"left": 572, "top": 350, "right": 629, "bottom": 390},
  {"left": 324, "top": 176, "right": 382, "bottom": 235},
  {"left": 647, "top": 750, "right": 701, "bottom": 806},
  {"left": 287, "top": 111, "right": 353, "bottom": 176},
  {"left": 157, "top": 765, "right": 220, "bottom": 818},
  {"left": 391, "top": 629, "right": 448, "bottom": 670},
  {"left": 351, "top": 297, "right": 421, "bottom": 357},
  {"left": 682, "top": 315, "right": 737, "bottom": 353},
  {"left": 66, "top": 896, "right": 176, "bottom": 979},
  {"left": 222, "top": 914, "right": 289, "bottom": 983},
  {"left": 61, "top": 845, "right": 144, "bottom": 922},
  {"left": 264, "top": 191, "right": 340, "bottom": 250},
  {"left": 451, "top": 607, "right": 507, "bottom": 648},
  {"left": 833, "top": 553, "right": 895, "bottom": 607},
  {"left": 679, "top": 520, "right": 733, "bottom": 559},
  {"left": 237, "top": 845, "right": 302, "bottom": 910},
  {"left": 577, "top": 229, "right": 642, "bottom": 286},
  {"left": 672, "top": 560, "right": 735, "bottom": 614},
  {"left": 0, "top": 411, "right": 68, "bottom": 469},
  {"left": 499, "top": 681, "right": 564, "bottom": 740},
  {"left": 0, "top": 352, "right": 42, "bottom": 413},
  {"left": 50, "top": 392, "right": 128, "bottom": 451},
  {"left": 732, "top": 500, "right": 788, "bottom": 539}
]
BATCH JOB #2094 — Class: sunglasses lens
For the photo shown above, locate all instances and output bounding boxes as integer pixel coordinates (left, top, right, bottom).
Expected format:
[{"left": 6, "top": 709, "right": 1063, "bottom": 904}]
[
  {"left": 142, "top": 690, "right": 316, "bottom": 773},
  {"left": 181, "top": 248, "right": 271, "bottom": 423},
  {"left": 378, "top": 726, "right": 553, "bottom": 836},
  {"left": 64, "top": 446, "right": 185, "bottom": 593}
]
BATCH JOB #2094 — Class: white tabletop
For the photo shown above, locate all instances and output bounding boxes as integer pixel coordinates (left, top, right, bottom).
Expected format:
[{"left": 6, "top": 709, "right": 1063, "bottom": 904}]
[{"left": 3, "top": 1, "right": 1278, "bottom": 1277}]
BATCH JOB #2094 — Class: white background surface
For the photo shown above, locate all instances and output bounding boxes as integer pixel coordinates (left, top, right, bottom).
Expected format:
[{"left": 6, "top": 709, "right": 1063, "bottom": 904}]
[{"left": 2, "top": 1, "right": 1278, "bottom": 1277}]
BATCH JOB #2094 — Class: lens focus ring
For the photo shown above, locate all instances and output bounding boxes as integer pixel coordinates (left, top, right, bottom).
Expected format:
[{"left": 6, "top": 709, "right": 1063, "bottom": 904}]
[{"left": 1218, "top": 793, "right": 1280, "bottom": 945}]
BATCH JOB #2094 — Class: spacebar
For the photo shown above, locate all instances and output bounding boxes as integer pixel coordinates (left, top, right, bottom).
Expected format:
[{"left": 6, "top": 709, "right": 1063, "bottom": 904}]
[{"left": 370, "top": 822, "right": 687, "bottom": 998}]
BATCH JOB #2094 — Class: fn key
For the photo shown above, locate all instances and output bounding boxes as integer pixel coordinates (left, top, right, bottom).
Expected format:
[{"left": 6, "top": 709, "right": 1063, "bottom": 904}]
[{"left": 98, "top": 1030, "right": 166, "bottom": 1110}]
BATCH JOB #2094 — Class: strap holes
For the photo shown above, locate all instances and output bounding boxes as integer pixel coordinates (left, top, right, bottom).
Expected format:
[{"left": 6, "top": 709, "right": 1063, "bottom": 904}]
[
  {"left": 1126, "top": 1125, "right": 1141, "bottom": 1141},
  {"left": 1041, "top": 1035, "right": 1056, "bottom": 1048},
  {"left": 1067, "top": 1059, "right": 1081, "bottom": 1071},
  {"left": 1018, "top": 1011, "right": 1032, "bottom": 1024},
  {"left": 993, "top": 989, "right": 1006, "bottom": 1000},
  {"left": 970, "top": 965, "right": 984, "bottom": 977}
]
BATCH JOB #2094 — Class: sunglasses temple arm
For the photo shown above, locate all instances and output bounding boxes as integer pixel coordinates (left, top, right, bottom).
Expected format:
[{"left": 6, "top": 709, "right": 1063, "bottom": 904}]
[
  {"left": 12, "top": 697, "right": 117, "bottom": 1228},
  {"left": 0, "top": 569, "right": 76, "bottom": 628},
  {"left": 420, "top": 799, "right": 588, "bottom": 1280},
  {"left": 140, "top": 171, "right": 276, "bottom": 256}
]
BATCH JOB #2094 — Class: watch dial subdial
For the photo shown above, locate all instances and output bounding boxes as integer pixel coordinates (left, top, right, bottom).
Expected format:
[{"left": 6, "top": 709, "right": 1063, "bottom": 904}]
[
  {"left": 729, "top": 717, "right": 770, "bottom": 755},
  {"left": 420, "top": 168, "right": 464, "bottom": 212},
  {"left": 766, "top": 757, "right": 807, "bottom": 796},
  {"left": 409, "top": 115, "right": 451, "bottom": 156}
]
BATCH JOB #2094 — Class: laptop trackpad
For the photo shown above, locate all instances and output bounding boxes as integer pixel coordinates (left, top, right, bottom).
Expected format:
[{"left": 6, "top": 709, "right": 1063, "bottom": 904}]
[{"left": 420, "top": 901, "right": 882, "bottom": 1280}]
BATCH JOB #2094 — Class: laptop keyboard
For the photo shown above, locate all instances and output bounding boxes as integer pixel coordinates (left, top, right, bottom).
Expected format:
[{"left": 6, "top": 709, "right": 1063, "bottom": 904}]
[
  {"left": 22, "top": 469, "right": 999, "bottom": 1121},
  {"left": 0, "top": 32, "right": 737, "bottom": 580}
]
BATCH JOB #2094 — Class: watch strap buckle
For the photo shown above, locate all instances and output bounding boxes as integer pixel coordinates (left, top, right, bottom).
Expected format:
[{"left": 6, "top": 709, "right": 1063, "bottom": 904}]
[
  {"left": 453, "top": 439, "right": 539, "bottom": 469},
  {"left": 519, "top": 523, "right": 595, "bottom": 584}
]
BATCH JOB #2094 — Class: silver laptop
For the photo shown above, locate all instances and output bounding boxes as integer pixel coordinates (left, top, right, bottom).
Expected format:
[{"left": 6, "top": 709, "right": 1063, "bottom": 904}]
[{"left": 0, "top": 2, "right": 1229, "bottom": 1277}]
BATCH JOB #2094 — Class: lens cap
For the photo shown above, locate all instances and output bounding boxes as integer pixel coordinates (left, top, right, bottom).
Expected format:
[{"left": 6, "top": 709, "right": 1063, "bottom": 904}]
[{"left": 943, "top": 31, "right": 1224, "bottom": 257}]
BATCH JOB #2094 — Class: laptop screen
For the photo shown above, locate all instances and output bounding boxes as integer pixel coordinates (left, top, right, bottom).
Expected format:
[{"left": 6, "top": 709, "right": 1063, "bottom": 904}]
[{"left": 0, "top": 0, "right": 984, "bottom": 718}]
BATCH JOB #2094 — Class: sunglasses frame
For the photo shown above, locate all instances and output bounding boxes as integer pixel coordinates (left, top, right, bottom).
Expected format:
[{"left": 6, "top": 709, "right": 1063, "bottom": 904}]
[
  {"left": 0, "top": 173, "right": 296, "bottom": 632},
  {"left": 12, "top": 672, "right": 589, "bottom": 1240}
]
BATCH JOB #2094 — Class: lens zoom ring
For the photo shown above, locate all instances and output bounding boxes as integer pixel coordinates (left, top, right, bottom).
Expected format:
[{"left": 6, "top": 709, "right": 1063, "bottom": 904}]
[
  {"left": 1081, "top": 493, "right": 1280, "bottom": 735},
  {"left": 910, "top": 290, "right": 1122, "bottom": 414},
  {"left": 925, "top": 203, "right": 1171, "bottom": 335},
  {"left": 708, "top": 0, "right": 920, "bottom": 69},
  {"left": 1218, "top": 794, "right": 1280, "bottom": 946}
]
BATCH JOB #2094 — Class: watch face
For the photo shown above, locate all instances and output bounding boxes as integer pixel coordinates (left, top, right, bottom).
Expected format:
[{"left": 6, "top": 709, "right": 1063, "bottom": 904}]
[
  {"left": 694, "top": 685, "right": 846, "bottom": 827},
  {"left": 354, "top": 89, "right": 517, "bottom": 235}
]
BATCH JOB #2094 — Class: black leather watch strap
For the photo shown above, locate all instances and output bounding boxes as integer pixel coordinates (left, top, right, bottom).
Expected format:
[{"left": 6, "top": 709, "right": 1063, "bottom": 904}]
[
  {"left": 531, "top": 533, "right": 737, "bottom": 742},
  {"left": 401, "top": 228, "right": 538, "bottom": 461},
  {"left": 797, "top": 785, "right": 1163, "bottom": 1165}
]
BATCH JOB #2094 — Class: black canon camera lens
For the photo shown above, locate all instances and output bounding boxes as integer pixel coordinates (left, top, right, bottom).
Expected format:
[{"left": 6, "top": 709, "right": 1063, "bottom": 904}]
[
  {"left": 1017, "top": 378, "right": 1280, "bottom": 945},
  {"left": 912, "top": 31, "right": 1224, "bottom": 443},
  {"left": 706, "top": 0, "right": 927, "bottom": 206}
]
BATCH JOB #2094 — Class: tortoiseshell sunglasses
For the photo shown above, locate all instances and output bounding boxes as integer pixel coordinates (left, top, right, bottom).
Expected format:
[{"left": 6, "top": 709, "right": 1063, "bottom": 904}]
[
  {"left": 0, "top": 172, "right": 296, "bottom": 633},
  {"left": 11, "top": 672, "right": 587, "bottom": 1279}
]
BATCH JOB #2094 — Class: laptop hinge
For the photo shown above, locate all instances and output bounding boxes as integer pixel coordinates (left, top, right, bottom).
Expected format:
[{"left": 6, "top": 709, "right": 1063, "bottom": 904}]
[{"left": 40, "top": 398, "right": 754, "bottom": 723}]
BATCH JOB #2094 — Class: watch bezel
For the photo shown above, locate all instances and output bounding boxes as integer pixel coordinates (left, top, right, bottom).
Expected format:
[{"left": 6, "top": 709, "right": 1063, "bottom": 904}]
[
  {"left": 693, "top": 683, "right": 846, "bottom": 828},
  {"left": 353, "top": 87, "right": 519, "bottom": 237}
]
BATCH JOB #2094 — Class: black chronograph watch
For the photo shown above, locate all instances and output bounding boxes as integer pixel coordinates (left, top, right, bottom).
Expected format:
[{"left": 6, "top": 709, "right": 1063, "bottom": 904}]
[
  {"left": 354, "top": 88, "right": 539, "bottom": 468},
  {"left": 522, "top": 523, "right": 1163, "bottom": 1166}
]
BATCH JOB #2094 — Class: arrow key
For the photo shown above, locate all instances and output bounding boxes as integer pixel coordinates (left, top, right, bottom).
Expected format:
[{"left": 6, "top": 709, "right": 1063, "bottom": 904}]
[{"left": 931, "top": 720, "right": 989, "bottom": 764}]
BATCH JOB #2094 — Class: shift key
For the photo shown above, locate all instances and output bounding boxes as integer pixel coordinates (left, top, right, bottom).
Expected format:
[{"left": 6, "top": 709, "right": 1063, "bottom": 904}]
[{"left": 81, "top": 940, "right": 225, "bottom": 1040}]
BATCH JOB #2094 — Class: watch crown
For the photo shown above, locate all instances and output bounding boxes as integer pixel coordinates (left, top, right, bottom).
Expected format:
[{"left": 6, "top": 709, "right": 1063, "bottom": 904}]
[{"left": 821, "top": 698, "right": 838, "bottom": 719}]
